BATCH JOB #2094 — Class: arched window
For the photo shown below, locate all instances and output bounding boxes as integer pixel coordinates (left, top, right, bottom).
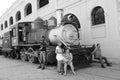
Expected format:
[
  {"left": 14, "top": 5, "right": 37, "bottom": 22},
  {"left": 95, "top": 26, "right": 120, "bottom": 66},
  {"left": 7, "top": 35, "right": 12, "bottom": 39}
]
[
  {"left": 24, "top": 3, "right": 32, "bottom": 16},
  {"left": 16, "top": 11, "right": 21, "bottom": 21},
  {"left": 91, "top": 6, "right": 105, "bottom": 26},
  {"left": 4, "top": 21, "right": 8, "bottom": 28},
  {"left": 1, "top": 24, "right": 3, "bottom": 30},
  {"left": 38, "top": 0, "right": 49, "bottom": 8},
  {"left": 9, "top": 16, "right": 13, "bottom": 25}
]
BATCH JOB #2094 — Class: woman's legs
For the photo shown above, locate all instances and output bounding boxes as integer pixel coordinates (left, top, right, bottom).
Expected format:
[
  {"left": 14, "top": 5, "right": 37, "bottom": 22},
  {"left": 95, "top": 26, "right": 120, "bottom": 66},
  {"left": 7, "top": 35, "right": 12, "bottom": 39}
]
[
  {"left": 64, "top": 63, "right": 67, "bottom": 75},
  {"left": 57, "top": 61, "right": 62, "bottom": 73},
  {"left": 69, "top": 62, "right": 76, "bottom": 75},
  {"left": 60, "top": 62, "right": 64, "bottom": 74}
]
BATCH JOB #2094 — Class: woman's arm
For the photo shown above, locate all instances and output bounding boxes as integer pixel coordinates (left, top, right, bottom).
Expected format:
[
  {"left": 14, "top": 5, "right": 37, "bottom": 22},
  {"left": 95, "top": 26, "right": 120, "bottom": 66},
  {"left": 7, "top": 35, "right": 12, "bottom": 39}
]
[
  {"left": 69, "top": 53, "right": 73, "bottom": 61},
  {"left": 55, "top": 49, "right": 58, "bottom": 54}
]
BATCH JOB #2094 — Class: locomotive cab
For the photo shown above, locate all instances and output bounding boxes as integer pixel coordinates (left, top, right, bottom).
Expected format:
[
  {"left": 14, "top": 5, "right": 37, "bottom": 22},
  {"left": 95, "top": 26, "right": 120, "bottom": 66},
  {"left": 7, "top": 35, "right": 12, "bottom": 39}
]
[
  {"left": 2, "top": 31, "right": 12, "bottom": 51},
  {"left": 11, "top": 22, "right": 31, "bottom": 46}
]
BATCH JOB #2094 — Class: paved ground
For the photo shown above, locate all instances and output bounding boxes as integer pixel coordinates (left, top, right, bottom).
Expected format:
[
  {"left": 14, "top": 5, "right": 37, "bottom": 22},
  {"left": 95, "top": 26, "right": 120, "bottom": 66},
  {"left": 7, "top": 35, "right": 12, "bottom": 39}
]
[{"left": 0, "top": 56, "right": 120, "bottom": 80}]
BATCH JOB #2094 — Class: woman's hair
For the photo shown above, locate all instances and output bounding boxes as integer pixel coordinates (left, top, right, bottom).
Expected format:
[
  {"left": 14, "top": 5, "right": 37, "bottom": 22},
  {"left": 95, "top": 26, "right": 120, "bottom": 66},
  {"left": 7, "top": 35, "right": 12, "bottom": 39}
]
[
  {"left": 61, "top": 43, "right": 65, "bottom": 48},
  {"left": 57, "top": 42, "right": 62, "bottom": 47},
  {"left": 42, "top": 36, "right": 45, "bottom": 39},
  {"left": 96, "top": 43, "right": 100, "bottom": 46},
  {"left": 61, "top": 44, "right": 69, "bottom": 53}
]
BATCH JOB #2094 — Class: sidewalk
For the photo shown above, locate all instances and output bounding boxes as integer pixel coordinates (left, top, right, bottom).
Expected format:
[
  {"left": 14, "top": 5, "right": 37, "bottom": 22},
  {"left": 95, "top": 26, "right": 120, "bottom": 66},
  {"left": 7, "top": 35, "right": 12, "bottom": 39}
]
[
  {"left": 0, "top": 56, "right": 119, "bottom": 80},
  {"left": 45, "top": 63, "right": 120, "bottom": 80}
]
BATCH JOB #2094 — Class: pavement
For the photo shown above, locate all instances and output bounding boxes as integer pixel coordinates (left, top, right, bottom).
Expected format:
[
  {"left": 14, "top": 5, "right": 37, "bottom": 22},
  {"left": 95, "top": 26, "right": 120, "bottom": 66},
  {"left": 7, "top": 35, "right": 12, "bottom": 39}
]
[{"left": 0, "top": 56, "right": 120, "bottom": 80}]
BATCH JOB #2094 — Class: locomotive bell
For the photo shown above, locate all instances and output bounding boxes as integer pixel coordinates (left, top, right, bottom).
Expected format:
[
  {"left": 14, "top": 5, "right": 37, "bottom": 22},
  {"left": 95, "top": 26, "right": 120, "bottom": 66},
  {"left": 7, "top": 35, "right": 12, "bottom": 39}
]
[{"left": 48, "top": 16, "right": 57, "bottom": 29}]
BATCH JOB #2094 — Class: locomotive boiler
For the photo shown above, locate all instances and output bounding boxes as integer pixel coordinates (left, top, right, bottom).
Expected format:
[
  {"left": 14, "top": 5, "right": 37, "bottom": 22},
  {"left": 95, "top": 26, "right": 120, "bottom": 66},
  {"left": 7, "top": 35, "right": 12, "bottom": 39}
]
[{"left": 1, "top": 14, "right": 93, "bottom": 67}]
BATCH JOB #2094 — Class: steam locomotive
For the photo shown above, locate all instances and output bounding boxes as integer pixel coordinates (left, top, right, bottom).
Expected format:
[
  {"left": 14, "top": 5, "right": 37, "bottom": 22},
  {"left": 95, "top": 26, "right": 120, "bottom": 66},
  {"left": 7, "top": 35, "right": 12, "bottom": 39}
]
[{"left": 1, "top": 13, "right": 93, "bottom": 66}]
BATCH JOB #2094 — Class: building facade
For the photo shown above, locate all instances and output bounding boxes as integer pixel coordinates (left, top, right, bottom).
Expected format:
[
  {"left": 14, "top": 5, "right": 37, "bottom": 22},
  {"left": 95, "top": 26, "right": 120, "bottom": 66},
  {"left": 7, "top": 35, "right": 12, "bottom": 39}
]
[{"left": 0, "top": 0, "right": 120, "bottom": 63}]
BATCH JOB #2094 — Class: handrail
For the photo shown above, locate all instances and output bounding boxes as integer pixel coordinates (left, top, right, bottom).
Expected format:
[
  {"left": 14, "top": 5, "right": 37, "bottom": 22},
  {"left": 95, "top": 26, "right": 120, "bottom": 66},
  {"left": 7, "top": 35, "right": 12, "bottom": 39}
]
[{"left": 54, "top": 35, "right": 68, "bottom": 47}]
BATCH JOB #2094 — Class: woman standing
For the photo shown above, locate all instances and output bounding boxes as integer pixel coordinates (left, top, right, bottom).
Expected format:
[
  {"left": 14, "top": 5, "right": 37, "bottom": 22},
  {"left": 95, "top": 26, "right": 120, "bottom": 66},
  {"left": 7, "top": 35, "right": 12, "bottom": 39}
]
[
  {"left": 62, "top": 48, "right": 76, "bottom": 76},
  {"left": 55, "top": 42, "right": 64, "bottom": 74}
]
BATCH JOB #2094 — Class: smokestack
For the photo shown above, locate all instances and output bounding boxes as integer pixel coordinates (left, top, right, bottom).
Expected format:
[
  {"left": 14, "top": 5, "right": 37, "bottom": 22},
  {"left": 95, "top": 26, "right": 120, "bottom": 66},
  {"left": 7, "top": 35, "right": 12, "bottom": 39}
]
[{"left": 56, "top": 9, "right": 63, "bottom": 26}]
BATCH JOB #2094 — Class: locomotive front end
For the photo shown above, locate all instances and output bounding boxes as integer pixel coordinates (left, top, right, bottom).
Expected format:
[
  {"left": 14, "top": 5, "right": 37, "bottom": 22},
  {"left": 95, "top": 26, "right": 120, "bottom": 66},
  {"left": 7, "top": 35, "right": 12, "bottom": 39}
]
[
  {"left": 61, "top": 24, "right": 79, "bottom": 45},
  {"left": 48, "top": 24, "right": 79, "bottom": 46}
]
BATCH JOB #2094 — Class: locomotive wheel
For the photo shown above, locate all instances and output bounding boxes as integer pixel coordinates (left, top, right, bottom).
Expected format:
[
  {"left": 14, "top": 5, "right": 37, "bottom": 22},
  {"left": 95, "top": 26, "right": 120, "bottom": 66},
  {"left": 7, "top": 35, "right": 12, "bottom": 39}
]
[
  {"left": 20, "top": 48, "right": 28, "bottom": 61},
  {"left": 27, "top": 47, "right": 37, "bottom": 63},
  {"left": 11, "top": 51, "right": 16, "bottom": 59},
  {"left": 28, "top": 55, "right": 37, "bottom": 63},
  {"left": 7, "top": 52, "right": 11, "bottom": 58},
  {"left": 15, "top": 52, "right": 20, "bottom": 59},
  {"left": 46, "top": 51, "right": 57, "bottom": 64},
  {"left": 20, "top": 52, "right": 28, "bottom": 61},
  {"left": 3, "top": 52, "right": 8, "bottom": 57},
  {"left": 11, "top": 51, "right": 19, "bottom": 59}
]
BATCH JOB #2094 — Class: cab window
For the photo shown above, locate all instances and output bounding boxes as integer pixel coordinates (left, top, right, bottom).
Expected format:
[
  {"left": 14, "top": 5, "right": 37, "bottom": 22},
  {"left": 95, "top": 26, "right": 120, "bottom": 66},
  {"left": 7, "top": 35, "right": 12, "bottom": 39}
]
[
  {"left": 18, "top": 27, "right": 24, "bottom": 42},
  {"left": 12, "top": 28, "right": 16, "bottom": 37}
]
